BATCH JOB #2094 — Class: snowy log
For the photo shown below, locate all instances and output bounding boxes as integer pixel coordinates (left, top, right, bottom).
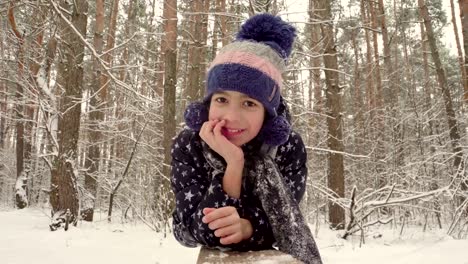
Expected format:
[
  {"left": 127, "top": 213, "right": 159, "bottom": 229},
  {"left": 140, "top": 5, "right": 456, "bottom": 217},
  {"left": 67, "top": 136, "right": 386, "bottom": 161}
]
[{"left": 196, "top": 247, "right": 303, "bottom": 264}]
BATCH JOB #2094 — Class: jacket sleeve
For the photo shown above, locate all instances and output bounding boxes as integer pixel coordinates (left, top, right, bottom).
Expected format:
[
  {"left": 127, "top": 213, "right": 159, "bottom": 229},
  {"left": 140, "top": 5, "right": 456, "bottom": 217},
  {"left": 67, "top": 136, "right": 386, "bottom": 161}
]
[
  {"left": 275, "top": 131, "right": 308, "bottom": 203},
  {"left": 171, "top": 129, "right": 242, "bottom": 248}
]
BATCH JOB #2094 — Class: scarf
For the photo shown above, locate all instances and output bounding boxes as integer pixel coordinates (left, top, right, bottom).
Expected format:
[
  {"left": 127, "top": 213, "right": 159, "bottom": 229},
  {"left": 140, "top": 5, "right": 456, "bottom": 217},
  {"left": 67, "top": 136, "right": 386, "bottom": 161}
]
[{"left": 202, "top": 142, "right": 323, "bottom": 264}]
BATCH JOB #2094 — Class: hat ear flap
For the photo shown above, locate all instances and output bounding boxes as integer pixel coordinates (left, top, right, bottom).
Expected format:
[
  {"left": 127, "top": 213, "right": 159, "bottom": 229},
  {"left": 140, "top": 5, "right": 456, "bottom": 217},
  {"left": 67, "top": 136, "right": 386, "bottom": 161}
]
[
  {"left": 258, "top": 115, "right": 291, "bottom": 146},
  {"left": 184, "top": 102, "right": 208, "bottom": 131}
]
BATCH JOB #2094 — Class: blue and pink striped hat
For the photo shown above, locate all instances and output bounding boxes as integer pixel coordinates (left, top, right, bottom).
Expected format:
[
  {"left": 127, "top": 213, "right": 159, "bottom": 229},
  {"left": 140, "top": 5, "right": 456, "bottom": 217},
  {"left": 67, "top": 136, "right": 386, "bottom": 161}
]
[{"left": 185, "top": 13, "right": 296, "bottom": 146}]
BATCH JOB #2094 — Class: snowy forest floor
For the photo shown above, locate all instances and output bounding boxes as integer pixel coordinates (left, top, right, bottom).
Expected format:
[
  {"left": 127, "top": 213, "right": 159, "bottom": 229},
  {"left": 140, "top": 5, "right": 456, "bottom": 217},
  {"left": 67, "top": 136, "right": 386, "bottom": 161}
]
[{"left": 1, "top": 207, "right": 468, "bottom": 264}]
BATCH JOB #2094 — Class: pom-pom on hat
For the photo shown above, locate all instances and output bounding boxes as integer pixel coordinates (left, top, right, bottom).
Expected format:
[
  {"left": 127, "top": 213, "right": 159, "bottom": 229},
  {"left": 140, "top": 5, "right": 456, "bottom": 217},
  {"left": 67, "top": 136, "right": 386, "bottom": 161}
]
[{"left": 185, "top": 13, "right": 297, "bottom": 146}]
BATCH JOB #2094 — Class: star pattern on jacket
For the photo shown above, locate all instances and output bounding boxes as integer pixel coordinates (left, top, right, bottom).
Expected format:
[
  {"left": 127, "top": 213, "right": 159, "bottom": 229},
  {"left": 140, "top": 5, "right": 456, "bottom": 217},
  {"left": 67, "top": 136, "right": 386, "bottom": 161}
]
[{"left": 170, "top": 128, "right": 308, "bottom": 251}]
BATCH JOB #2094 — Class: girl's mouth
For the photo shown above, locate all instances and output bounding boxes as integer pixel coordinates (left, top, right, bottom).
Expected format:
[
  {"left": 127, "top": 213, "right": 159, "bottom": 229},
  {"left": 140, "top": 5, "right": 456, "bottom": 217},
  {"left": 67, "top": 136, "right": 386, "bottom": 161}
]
[{"left": 221, "top": 127, "right": 245, "bottom": 138}]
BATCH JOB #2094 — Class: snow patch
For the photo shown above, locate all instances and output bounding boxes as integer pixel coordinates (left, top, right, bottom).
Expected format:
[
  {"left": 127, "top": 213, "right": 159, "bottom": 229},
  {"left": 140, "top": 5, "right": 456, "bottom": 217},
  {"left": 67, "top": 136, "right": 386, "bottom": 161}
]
[{"left": 1, "top": 208, "right": 468, "bottom": 264}]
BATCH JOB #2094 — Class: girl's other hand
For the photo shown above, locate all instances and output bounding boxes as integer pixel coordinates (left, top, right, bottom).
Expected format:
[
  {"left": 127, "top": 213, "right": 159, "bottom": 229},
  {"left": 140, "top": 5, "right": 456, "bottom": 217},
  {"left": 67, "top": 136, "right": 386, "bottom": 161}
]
[{"left": 202, "top": 207, "right": 253, "bottom": 245}]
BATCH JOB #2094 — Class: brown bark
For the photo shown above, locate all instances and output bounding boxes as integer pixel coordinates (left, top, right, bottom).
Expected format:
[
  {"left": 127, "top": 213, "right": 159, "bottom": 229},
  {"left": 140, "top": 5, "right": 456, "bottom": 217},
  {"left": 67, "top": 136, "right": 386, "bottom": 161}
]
[
  {"left": 420, "top": 21, "right": 442, "bottom": 226},
  {"left": 217, "top": 0, "right": 229, "bottom": 47},
  {"left": 308, "top": 0, "right": 323, "bottom": 113},
  {"left": 0, "top": 27, "right": 5, "bottom": 149},
  {"left": 114, "top": 0, "right": 136, "bottom": 162},
  {"left": 351, "top": 29, "right": 361, "bottom": 114},
  {"left": 8, "top": 2, "right": 28, "bottom": 209},
  {"left": 50, "top": 0, "right": 88, "bottom": 225},
  {"left": 369, "top": 0, "right": 383, "bottom": 110},
  {"left": 118, "top": 0, "right": 136, "bottom": 84},
  {"left": 186, "top": 0, "right": 210, "bottom": 104},
  {"left": 185, "top": 3, "right": 200, "bottom": 105},
  {"left": 141, "top": 0, "right": 157, "bottom": 97},
  {"left": 450, "top": 0, "right": 468, "bottom": 102},
  {"left": 316, "top": 0, "right": 345, "bottom": 230},
  {"left": 156, "top": 29, "right": 165, "bottom": 98},
  {"left": 98, "top": 0, "right": 120, "bottom": 177},
  {"left": 418, "top": 0, "right": 466, "bottom": 194},
  {"left": 420, "top": 18, "right": 433, "bottom": 126},
  {"left": 23, "top": 4, "right": 48, "bottom": 206},
  {"left": 201, "top": 0, "right": 210, "bottom": 74},
  {"left": 82, "top": 0, "right": 105, "bottom": 222},
  {"left": 161, "top": 0, "right": 178, "bottom": 217},
  {"left": 459, "top": 0, "right": 468, "bottom": 102},
  {"left": 361, "top": 0, "right": 375, "bottom": 111},
  {"left": 212, "top": 15, "right": 219, "bottom": 60},
  {"left": 350, "top": 28, "right": 364, "bottom": 150},
  {"left": 369, "top": 0, "right": 386, "bottom": 194},
  {"left": 378, "top": 0, "right": 396, "bottom": 106},
  {"left": 0, "top": 78, "right": 5, "bottom": 149},
  {"left": 101, "top": 0, "right": 120, "bottom": 103}
]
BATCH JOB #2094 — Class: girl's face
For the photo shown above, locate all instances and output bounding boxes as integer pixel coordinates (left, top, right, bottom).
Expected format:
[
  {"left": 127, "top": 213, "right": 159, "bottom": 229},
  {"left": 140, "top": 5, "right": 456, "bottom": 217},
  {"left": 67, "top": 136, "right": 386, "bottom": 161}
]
[{"left": 208, "top": 90, "right": 265, "bottom": 147}]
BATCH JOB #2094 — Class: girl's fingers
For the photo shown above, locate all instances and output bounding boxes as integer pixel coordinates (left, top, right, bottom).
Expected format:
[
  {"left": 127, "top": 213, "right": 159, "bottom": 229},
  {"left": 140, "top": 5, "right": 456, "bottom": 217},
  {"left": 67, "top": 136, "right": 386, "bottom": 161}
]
[
  {"left": 213, "top": 120, "right": 225, "bottom": 138},
  {"left": 199, "top": 122, "right": 209, "bottom": 137},
  {"left": 200, "top": 120, "right": 219, "bottom": 142},
  {"left": 220, "top": 232, "right": 243, "bottom": 245},
  {"left": 207, "top": 212, "right": 239, "bottom": 230},
  {"left": 202, "top": 206, "right": 236, "bottom": 223},
  {"left": 214, "top": 223, "right": 239, "bottom": 238},
  {"left": 201, "top": 120, "right": 214, "bottom": 134},
  {"left": 202, "top": 207, "right": 216, "bottom": 215}
]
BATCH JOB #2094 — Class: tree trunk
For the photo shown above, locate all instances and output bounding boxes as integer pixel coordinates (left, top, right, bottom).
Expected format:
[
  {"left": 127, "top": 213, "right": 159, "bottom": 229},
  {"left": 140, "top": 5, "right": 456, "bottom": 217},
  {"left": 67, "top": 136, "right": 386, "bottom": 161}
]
[
  {"left": 418, "top": 0, "right": 466, "bottom": 197},
  {"left": 186, "top": 0, "right": 209, "bottom": 105},
  {"left": 459, "top": 0, "right": 468, "bottom": 103},
  {"left": 142, "top": 0, "right": 157, "bottom": 97},
  {"left": 161, "top": 0, "right": 178, "bottom": 220},
  {"left": 217, "top": 0, "right": 229, "bottom": 47},
  {"left": 184, "top": 3, "right": 199, "bottom": 109},
  {"left": 378, "top": 0, "right": 396, "bottom": 106},
  {"left": 201, "top": 0, "right": 210, "bottom": 79},
  {"left": 369, "top": 0, "right": 386, "bottom": 195},
  {"left": 350, "top": 27, "right": 364, "bottom": 154},
  {"left": 25, "top": 4, "right": 48, "bottom": 207},
  {"left": 317, "top": 0, "right": 345, "bottom": 230},
  {"left": 308, "top": 0, "right": 323, "bottom": 113},
  {"left": 97, "top": 0, "right": 119, "bottom": 179},
  {"left": 450, "top": 0, "right": 468, "bottom": 102},
  {"left": 50, "top": 0, "right": 88, "bottom": 228},
  {"left": 418, "top": 3, "right": 442, "bottom": 224},
  {"left": 114, "top": 0, "right": 136, "bottom": 162},
  {"left": 101, "top": 0, "right": 119, "bottom": 102},
  {"left": 0, "top": 76, "right": 5, "bottom": 149},
  {"left": 0, "top": 16, "right": 5, "bottom": 149},
  {"left": 419, "top": 11, "right": 434, "bottom": 135},
  {"left": 391, "top": 0, "right": 406, "bottom": 191},
  {"left": 8, "top": 2, "right": 28, "bottom": 209},
  {"left": 361, "top": 0, "right": 374, "bottom": 112},
  {"left": 82, "top": 0, "right": 105, "bottom": 222}
]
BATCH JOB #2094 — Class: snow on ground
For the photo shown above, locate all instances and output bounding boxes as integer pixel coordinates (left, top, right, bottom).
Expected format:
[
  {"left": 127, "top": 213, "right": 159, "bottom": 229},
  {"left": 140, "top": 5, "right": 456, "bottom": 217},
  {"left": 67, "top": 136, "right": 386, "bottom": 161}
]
[
  {"left": 0, "top": 208, "right": 198, "bottom": 264},
  {"left": 1, "top": 208, "right": 468, "bottom": 264}
]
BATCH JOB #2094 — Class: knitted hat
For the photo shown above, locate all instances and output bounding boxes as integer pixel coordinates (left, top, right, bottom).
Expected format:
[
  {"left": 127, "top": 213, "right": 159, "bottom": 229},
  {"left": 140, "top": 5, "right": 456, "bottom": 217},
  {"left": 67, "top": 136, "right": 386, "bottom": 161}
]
[{"left": 184, "top": 13, "right": 296, "bottom": 146}]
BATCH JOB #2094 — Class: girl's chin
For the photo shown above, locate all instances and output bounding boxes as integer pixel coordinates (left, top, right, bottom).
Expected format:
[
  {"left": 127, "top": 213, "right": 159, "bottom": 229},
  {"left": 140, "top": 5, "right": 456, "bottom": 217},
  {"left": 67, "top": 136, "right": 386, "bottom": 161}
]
[{"left": 225, "top": 137, "right": 246, "bottom": 147}]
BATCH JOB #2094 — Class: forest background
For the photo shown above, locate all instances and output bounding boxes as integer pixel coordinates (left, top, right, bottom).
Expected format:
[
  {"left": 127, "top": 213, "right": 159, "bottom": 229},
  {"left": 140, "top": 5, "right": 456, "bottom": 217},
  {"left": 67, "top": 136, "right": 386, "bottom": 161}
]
[{"left": 1, "top": 0, "right": 468, "bottom": 242}]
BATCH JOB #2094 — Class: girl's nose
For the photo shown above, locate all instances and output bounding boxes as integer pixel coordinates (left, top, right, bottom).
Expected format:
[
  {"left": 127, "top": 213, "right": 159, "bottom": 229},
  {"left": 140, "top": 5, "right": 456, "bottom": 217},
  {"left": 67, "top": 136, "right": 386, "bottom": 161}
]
[{"left": 223, "top": 105, "right": 241, "bottom": 123}]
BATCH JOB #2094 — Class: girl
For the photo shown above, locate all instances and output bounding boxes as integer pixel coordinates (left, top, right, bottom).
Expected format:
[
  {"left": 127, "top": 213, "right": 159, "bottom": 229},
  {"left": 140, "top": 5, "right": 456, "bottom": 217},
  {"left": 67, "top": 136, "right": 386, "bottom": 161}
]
[{"left": 171, "top": 13, "right": 322, "bottom": 264}]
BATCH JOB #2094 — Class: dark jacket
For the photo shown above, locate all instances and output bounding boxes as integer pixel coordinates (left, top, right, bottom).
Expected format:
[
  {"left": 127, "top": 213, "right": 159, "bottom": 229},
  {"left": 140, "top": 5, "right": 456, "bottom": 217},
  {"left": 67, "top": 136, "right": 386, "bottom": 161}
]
[{"left": 170, "top": 128, "right": 308, "bottom": 251}]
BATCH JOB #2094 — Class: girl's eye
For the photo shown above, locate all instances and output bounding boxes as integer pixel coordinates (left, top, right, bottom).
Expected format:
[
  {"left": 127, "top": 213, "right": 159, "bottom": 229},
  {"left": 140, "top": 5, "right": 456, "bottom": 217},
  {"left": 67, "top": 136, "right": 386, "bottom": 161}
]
[
  {"left": 214, "top": 97, "right": 227, "bottom": 103},
  {"left": 244, "top": 101, "right": 257, "bottom": 107}
]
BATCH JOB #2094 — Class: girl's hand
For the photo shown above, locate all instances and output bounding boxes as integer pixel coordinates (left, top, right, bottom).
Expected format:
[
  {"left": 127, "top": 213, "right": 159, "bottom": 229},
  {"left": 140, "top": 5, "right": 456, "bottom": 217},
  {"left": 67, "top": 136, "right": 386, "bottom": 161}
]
[
  {"left": 202, "top": 207, "right": 253, "bottom": 245},
  {"left": 199, "top": 120, "right": 244, "bottom": 165}
]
